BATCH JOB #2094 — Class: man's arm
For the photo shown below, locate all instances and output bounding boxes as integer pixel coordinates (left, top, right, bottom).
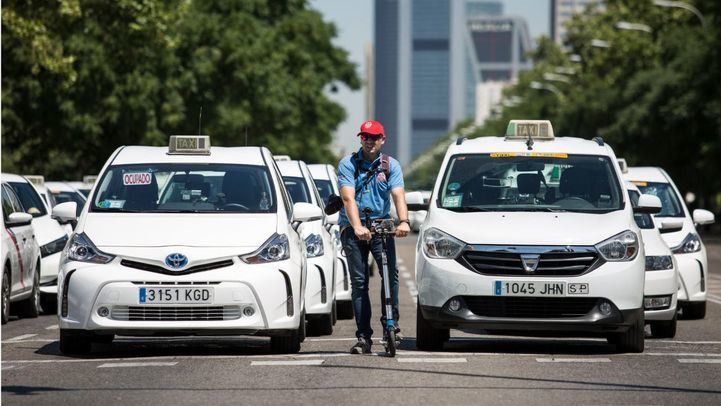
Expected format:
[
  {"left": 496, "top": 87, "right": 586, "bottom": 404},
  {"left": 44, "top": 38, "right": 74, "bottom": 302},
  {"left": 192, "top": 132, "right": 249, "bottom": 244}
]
[
  {"left": 340, "top": 185, "right": 371, "bottom": 241},
  {"left": 390, "top": 187, "right": 410, "bottom": 238}
]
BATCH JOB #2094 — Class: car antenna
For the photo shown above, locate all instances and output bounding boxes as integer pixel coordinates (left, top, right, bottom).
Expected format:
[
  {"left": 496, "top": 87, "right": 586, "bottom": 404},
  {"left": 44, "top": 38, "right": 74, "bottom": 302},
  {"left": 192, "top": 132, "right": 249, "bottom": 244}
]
[{"left": 198, "top": 106, "right": 203, "bottom": 135}]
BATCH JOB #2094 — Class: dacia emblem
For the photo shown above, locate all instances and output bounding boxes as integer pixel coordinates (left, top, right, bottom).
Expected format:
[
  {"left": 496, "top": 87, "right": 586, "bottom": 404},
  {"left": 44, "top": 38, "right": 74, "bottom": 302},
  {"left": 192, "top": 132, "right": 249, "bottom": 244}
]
[
  {"left": 520, "top": 254, "right": 540, "bottom": 273},
  {"left": 165, "top": 253, "right": 188, "bottom": 270}
]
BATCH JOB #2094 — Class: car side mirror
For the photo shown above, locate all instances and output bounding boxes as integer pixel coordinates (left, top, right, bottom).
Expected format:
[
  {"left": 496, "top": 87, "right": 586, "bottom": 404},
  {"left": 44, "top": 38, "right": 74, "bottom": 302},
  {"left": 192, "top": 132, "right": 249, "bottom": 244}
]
[
  {"left": 634, "top": 194, "right": 661, "bottom": 214},
  {"left": 292, "top": 202, "right": 322, "bottom": 223},
  {"left": 6, "top": 212, "right": 33, "bottom": 227},
  {"left": 659, "top": 218, "right": 684, "bottom": 234},
  {"left": 52, "top": 201, "right": 77, "bottom": 224},
  {"left": 325, "top": 212, "right": 339, "bottom": 226},
  {"left": 692, "top": 209, "right": 715, "bottom": 225},
  {"left": 406, "top": 191, "right": 429, "bottom": 211}
]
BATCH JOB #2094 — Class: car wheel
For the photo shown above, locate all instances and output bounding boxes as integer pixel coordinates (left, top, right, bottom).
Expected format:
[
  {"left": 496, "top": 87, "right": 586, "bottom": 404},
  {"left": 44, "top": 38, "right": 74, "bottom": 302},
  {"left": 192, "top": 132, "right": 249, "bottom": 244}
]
[
  {"left": 270, "top": 323, "right": 302, "bottom": 354},
  {"left": 2, "top": 269, "right": 10, "bottom": 325},
  {"left": 40, "top": 294, "right": 57, "bottom": 315},
  {"left": 650, "top": 315, "right": 677, "bottom": 339},
  {"left": 18, "top": 266, "right": 41, "bottom": 318},
  {"left": 609, "top": 314, "right": 644, "bottom": 353},
  {"left": 307, "top": 313, "right": 333, "bottom": 336},
  {"left": 59, "top": 329, "right": 92, "bottom": 355},
  {"left": 337, "top": 301, "right": 354, "bottom": 320},
  {"left": 331, "top": 300, "right": 337, "bottom": 325},
  {"left": 681, "top": 301, "right": 706, "bottom": 320},
  {"left": 299, "top": 309, "right": 306, "bottom": 343},
  {"left": 415, "top": 302, "right": 448, "bottom": 351}
]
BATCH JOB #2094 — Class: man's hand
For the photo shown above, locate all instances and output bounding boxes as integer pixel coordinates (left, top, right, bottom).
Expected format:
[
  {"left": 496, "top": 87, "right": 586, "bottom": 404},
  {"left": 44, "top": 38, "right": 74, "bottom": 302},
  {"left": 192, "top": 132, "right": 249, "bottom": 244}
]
[
  {"left": 395, "top": 222, "right": 410, "bottom": 238},
  {"left": 354, "top": 225, "right": 372, "bottom": 241}
]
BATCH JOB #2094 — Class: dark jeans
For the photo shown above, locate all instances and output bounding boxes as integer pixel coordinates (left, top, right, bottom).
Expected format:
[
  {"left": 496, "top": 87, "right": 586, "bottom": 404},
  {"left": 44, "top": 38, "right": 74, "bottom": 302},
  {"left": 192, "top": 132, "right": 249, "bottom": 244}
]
[{"left": 341, "top": 227, "right": 400, "bottom": 339}]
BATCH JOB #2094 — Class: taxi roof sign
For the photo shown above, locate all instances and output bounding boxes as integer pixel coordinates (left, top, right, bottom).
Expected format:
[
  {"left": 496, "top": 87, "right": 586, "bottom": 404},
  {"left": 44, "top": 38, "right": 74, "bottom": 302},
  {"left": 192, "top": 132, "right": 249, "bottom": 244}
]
[
  {"left": 617, "top": 158, "right": 628, "bottom": 174},
  {"left": 273, "top": 155, "right": 291, "bottom": 161},
  {"left": 168, "top": 135, "right": 211, "bottom": 155},
  {"left": 505, "top": 120, "right": 554, "bottom": 140},
  {"left": 24, "top": 175, "right": 45, "bottom": 187},
  {"left": 82, "top": 175, "right": 98, "bottom": 184}
]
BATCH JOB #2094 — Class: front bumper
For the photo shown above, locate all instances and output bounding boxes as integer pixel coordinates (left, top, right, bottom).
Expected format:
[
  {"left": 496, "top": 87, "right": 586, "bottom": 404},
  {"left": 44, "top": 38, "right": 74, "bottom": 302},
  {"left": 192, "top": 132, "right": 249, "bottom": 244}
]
[
  {"left": 334, "top": 255, "right": 351, "bottom": 302},
  {"left": 305, "top": 255, "right": 335, "bottom": 315},
  {"left": 58, "top": 258, "right": 303, "bottom": 335},
  {"left": 644, "top": 268, "right": 678, "bottom": 321},
  {"left": 675, "top": 251, "right": 707, "bottom": 303}
]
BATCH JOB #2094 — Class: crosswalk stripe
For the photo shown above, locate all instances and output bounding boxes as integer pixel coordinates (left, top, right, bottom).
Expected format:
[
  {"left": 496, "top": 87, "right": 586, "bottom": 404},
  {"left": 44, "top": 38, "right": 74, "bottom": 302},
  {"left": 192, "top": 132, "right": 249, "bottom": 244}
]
[
  {"left": 98, "top": 362, "right": 177, "bottom": 368},
  {"left": 677, "top": 359, "right": 721, "bottom": 364},
  {"left": 45, "top": 325, "right": 59, "bottom": 330},
  {"left": 5, "top": 334, "right": 37, "bottom": 341},
  {"left": 536, "top": 358, "right": 611, "bottom": 363},
  {"left": 251, "top": 360, "right": 324, "bottom": 366},
  {"left": 398, "top": 358, "right": 467, "bottom": 363}
]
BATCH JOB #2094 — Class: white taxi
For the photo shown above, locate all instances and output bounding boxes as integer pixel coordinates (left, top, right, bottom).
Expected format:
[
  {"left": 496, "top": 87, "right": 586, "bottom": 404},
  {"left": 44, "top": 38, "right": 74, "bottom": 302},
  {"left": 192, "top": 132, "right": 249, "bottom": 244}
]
[
  {"left": 53, "top": 136, "right": 319, "bottom": 354},
  {"left": 2, "top": 180, "right": 42, "bottom": 323},
  {"left": 46, "top": 181, "right": 87, "bottom": 218},
  {"left": 308, "top": 163, "right": 353, "bottom": 319},
  {"left": 624, "top": 166, "right": 715, "bottom": 319},
  {"left": 277, "top": 160, "right": 337, "bottom": 335},
  {"left": 415, "top": 120, "right": 660, "bottom": 353},
  {"left": 4, "top": 174, "right": 70, "bottom": 312},
  {"left": 626, "top": 181, "right": 680, "bottom": 338}
]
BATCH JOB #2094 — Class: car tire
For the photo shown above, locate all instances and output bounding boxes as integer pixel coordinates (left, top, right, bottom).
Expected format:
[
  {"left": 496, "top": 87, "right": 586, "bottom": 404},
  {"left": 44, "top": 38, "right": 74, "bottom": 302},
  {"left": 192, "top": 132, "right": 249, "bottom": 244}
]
[
  {"left": 59, "top": 330, "right": 92, "bottom": 355},
  {"left": 681, "top": 301, "right": 706, "bottom": 320},
  {"left": 307, "top": 313, "right": 333, "bottom": 336},
  {"left": 40, "top": 294, "right": 57, "bottom": 315},
  {"left": 415, "top": 303, "right": 448, "bottom": 351},
  {"left": 93, "top": 334, "right": 115, "bottom": 344},
  {"left": 337, "top": 301, "right": 354, "bottom": 320},
  {"left": 270, "top": 324, "right": 302, "bottom": 354},
  {"left": 2, "top": 269, "right": 10, "bottom": 325},
  {"left": 18, "top": 267, "right": 41, "bottom": 318},
  {"left": 299, "top": 309, "right": 307, "bottom": 343},
  {"left": 650, "top": 315, "right": 677, "bottom": 339},
  {"left": 331, "top": 300, "right": 337, "bottom": 325},
  {"left": 609, "top": 314, "right": 644, "bottom": 353}
]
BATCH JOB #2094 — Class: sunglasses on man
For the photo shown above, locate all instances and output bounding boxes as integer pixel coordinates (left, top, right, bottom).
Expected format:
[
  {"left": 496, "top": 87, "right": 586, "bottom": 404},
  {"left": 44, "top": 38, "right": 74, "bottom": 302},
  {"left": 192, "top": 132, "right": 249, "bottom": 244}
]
[{"left": 360, "top": 134, "right": 384, "bottom": 141}]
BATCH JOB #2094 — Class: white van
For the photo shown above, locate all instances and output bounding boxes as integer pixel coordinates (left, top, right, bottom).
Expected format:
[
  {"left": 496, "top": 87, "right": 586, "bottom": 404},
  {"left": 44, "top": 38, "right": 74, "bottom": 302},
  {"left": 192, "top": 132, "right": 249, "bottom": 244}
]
[{"left": 415, "top": 120, "right": 661, "bottom": 353}]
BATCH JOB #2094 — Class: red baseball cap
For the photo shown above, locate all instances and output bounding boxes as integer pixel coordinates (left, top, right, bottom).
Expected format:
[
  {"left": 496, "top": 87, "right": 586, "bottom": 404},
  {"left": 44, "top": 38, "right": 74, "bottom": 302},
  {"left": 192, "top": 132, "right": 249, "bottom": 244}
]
[{"left": 357, "top": 120, "right": 385, "bottom": 137}]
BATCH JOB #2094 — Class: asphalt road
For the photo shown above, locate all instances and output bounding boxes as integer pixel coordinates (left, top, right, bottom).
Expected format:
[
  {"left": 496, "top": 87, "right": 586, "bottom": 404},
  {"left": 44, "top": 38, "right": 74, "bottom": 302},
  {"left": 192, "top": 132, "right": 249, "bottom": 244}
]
[{"left": 3, "top": 236, "right": 721, "bottom": 405}]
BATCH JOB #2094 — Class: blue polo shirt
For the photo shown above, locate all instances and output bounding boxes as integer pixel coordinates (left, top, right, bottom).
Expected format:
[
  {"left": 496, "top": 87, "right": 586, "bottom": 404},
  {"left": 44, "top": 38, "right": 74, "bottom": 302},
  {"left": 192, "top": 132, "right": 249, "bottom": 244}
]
[{"left": 337, "top": 149, "right": 404, "bottom": 226}]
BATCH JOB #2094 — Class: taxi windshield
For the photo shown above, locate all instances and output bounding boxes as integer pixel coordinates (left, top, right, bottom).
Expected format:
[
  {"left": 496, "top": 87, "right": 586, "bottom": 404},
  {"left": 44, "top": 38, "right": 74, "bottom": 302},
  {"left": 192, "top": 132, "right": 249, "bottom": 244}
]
[
  {"left": 634, "top": 182, "right": 684, "bottom": 218},
  {"left": 91, "top": 164, "right": 276, "bottom": 213},
  {"left": 283, "top": 177, "right": 311, "bottom": 204},
  {"left": 313, "top": 179, "right": 334, "bottom": 203},
  {"left": 439, "top": 154, "right": 623, "bottom": 213}
]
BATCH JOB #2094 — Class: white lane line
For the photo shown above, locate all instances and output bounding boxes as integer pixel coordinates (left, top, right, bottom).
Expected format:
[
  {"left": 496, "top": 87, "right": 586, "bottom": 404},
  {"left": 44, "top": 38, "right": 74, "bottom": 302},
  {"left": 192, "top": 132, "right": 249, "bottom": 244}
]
[
  {"left": 398, "top": 265, "right": 408, "bottom": 272},
  {"left": 2, "top": 339, "right": 55, "bottom": 344},
  {"left": 708, "top": 297, "right": 721, "bottom": 306},
  {"left": 536, "top": 358, "right": 611, "bottom": 363},
  {"left": 5, "top": 334, "right": 38, "bottom": 341},
  {"left": 2, "top": 365, "right": 16, "bottom": 370},
  {"left": 401, "top": 272, "right": 411, "bottom": 279},
  {"left": 98, "top": 362, "right": 178, "bottom": 368},
  {"left": 397, "top": 258, "right": 404, "bottom": 264},
  {"left": 45, "top": 325, "right": 59, "bottom": 330},
  {"left": 398, "top": 358, "right": 467, "bottom": 363},
  {"left": 251, "top": 360, "right": 324, "bottom": 366},
  {"left": 654, "top": 340, "right": 721, "bottom": 345},
  {"left": 677, "top": 359, "right": 721, "bottom": 364},
  {"left": 305, "top": 337, "right": 359, "bottom": 342},
  {"left": 707, "top": 274, "right": 721, "bottom": 281},
  {"left": 645, "top": 352, "right": 721, "bottom": 357}
]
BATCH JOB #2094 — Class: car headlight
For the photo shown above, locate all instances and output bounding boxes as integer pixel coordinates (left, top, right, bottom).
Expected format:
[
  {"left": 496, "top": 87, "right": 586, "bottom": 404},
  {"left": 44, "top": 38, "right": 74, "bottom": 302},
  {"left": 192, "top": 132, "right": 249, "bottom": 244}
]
[
  {"left": 240, "top": 233, "right": 290, "bottom": 264},
  {"left": 645, "top": 255, "right": 673, "bottom": 271},
  {"left": 62, "top": 233, "right": 115, "bottom": 264},
  {"left": 422, "top": 227, "right": 466, "bottom": 259},
  {"left": 595, "top": 230, "right": 639, "bottom": 261},
  {"left": 40, "top": 235, "right": 69, "bottom": 258},
  {"left": 304, "top": 234, "right": 324, "bottom": 258},
  {"left": 671, "top": 232, "right": 701, "bottom": 254}
]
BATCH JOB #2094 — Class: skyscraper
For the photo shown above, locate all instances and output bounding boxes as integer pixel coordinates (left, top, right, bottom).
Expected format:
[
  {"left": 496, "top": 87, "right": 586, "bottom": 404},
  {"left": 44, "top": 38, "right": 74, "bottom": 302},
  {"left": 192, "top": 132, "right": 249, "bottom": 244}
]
[{"left": 374, "top": 0, "right": 530, "bottom": 166}]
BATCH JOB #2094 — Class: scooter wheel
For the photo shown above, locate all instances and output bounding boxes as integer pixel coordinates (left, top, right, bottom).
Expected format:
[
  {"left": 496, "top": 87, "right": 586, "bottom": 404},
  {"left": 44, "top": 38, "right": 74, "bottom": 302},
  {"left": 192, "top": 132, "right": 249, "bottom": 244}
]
[{"left": 386, "top": 329, "right": 396, "bottom": 357}]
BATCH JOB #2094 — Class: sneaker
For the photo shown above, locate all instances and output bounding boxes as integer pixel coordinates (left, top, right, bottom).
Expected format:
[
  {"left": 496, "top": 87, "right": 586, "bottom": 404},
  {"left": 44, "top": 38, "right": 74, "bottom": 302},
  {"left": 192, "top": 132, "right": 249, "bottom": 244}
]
[{"left": 350, "top": 337, "right": 372, "bottom": 354}]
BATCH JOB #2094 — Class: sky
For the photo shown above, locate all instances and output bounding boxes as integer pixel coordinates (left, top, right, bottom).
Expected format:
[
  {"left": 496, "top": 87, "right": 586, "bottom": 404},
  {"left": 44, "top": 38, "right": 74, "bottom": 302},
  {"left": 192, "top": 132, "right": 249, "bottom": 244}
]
[{"left": 309, "top": 0, "right": 551, "bottom": 156}]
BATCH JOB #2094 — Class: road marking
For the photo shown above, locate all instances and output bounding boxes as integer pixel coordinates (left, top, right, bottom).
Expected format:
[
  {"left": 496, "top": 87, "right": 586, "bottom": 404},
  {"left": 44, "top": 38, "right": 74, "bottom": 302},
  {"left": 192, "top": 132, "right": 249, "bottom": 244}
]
[
  {"left": 2, "top": 339, "right": 55, "bottom": 344},
  {"left": 251, "top": 360, "right": 324, "bottom": 366},
  {"left": 536, "top": 358, "right": 611, "bottom": 363},
  {"left": 654, "top": 340, "right": 721, "bottom": 345},
  {"left": 5, "top": 334, "right": 37, "bottom": 342},
  {"left": 708, "top": 298, "right": 721, "bottom": 306},
  {"left": 2, "top": 365, "right": 16, "bottom": 370},
  {"left": 677, "top": 359, "right": 721, "bottom": 364},
  {"left": 645, "top": 352, "right": 721, "bottom": 357},
  {"left": 397, "top": 258, "right": 404, "bottom": 264},
  {"left": 398, "top": 265, "right": 407, "bottom": 272},
  {"left": 45, "top": 325, "right": 59, "bottom": 330},
  {"left": 98, "top": 362, "right": 178, "bottom": 368},
  {"left": 305, "top": 337, "right": 359, "bottom": 342},
  {"left": 398, "top": 358, "right": 467, "bottom": 363},
  {"left": 401, "top": 272, "right": 411, "bottom": 279}
]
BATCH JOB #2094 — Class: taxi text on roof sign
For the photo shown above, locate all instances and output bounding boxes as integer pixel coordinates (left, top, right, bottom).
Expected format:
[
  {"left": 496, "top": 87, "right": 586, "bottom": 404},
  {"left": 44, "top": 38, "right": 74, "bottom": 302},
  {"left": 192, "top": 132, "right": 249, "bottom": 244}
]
[
  {"left": 505, "top": 120, "right": 555, "bottom": 140},
  {"left": 24, "top": 175, "right": 45, "bottom": 186},
  {"left": 168, "top": 135, "right": 211, "bottom": 155}
]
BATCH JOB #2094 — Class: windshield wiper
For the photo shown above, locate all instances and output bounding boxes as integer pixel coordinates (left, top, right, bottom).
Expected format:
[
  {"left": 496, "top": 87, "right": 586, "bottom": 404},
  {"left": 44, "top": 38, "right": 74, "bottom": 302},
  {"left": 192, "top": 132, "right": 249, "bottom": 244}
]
[{"left": 92, "top": 207, "right": 140, "bottom": 213}]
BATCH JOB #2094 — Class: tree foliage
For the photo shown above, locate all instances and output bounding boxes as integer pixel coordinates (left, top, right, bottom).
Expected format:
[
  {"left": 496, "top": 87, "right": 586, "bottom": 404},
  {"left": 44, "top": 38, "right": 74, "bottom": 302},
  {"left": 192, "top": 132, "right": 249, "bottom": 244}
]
[{"left": 1, "top": 0, "right": 359, "bottom": 178}]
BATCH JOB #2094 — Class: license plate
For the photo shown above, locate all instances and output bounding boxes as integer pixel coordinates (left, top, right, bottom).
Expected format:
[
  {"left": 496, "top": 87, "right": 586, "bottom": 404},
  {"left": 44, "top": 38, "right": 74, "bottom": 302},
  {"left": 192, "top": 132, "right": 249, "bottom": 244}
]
[
  {"left": 493, "top": 281, "right": 589, "bottom": 297},
  {"left": 138, "top": 287, "right": 213, "bottom": 304}
]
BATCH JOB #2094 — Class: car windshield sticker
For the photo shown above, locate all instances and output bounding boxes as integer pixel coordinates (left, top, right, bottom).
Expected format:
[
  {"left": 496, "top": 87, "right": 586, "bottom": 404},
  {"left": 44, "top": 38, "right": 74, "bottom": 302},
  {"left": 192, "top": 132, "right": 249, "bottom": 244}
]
[
  {"left": 490, "top": 152, "right": 568, "bottom": 158},
  {"left": 443, "top": 194, "right": 462, "bottom": 207},
  {"left": 97, "top": 199, "right": 125, "bottom": 208},
  {"left": 448, "top": 182, "right": 461, "bottom": 192},
  {"left": 123, "top": 172, "right": 152, "bottom": 186}
]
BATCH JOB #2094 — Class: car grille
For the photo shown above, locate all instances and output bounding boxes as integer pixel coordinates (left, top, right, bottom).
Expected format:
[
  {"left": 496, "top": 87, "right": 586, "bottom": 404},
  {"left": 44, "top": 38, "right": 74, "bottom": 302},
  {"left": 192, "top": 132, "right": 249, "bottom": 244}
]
[
  {"left": 463, "top": 296, "right": 599, "bottom": 318},
  {"left": 458, "top": 248, "right": 600, "bottom": 276},
  {"left": 111, "top": 305, "right": 241, "bottom": 321},
  {"left": 120, "top": 259, "right": 234, "bottom": 275}
]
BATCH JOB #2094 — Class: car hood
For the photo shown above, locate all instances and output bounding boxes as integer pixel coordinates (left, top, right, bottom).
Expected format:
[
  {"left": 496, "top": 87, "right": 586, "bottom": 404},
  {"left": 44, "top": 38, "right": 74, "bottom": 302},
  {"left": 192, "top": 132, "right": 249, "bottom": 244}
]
[
  {"left": 426, "top": 209, "right": 635, "bottom": 246},
  {"left": 82, "top": 213, "right": 278, "bottom": 249}
]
